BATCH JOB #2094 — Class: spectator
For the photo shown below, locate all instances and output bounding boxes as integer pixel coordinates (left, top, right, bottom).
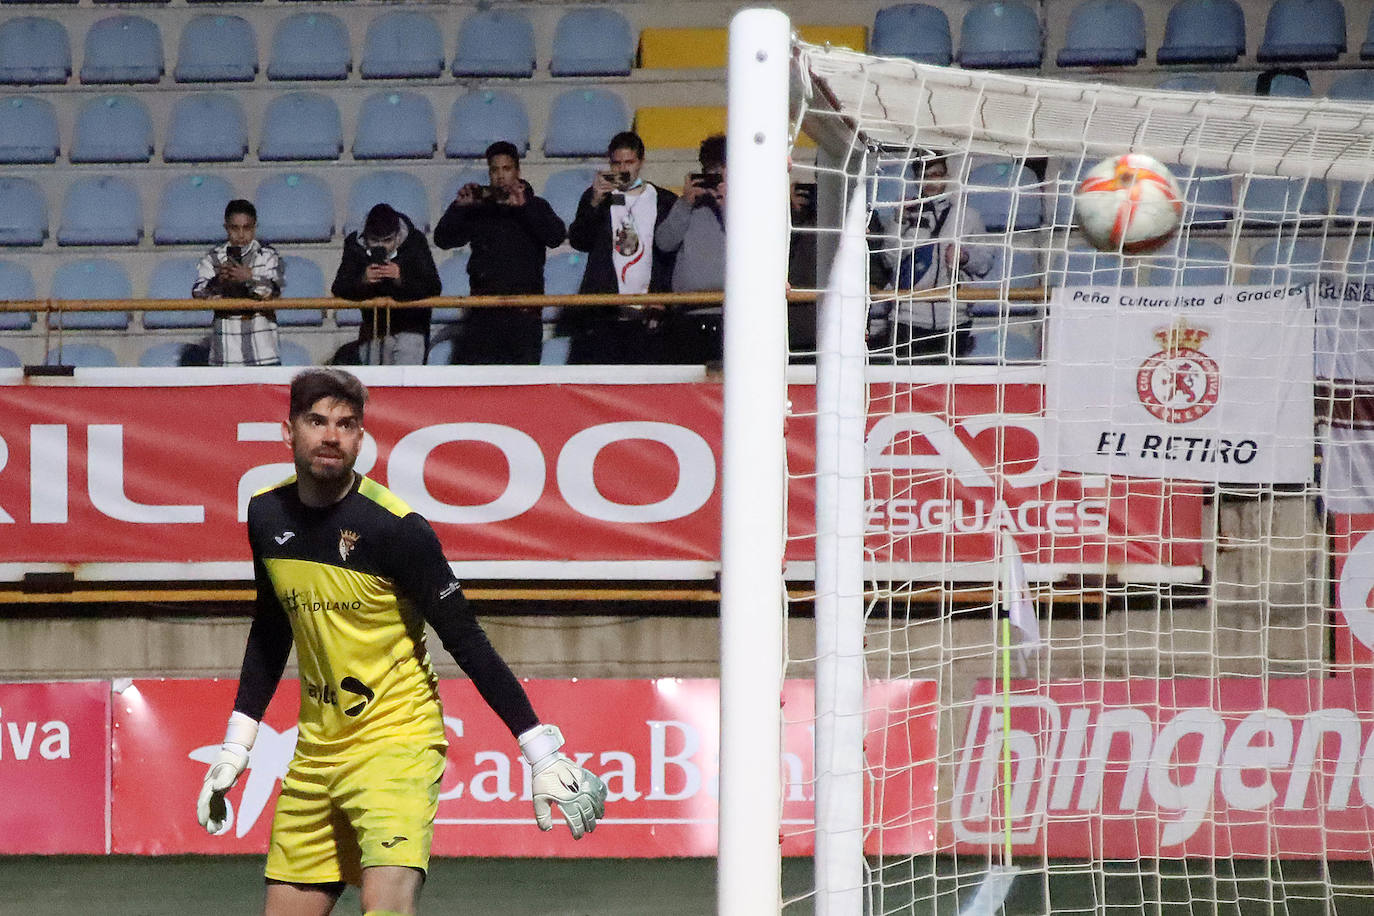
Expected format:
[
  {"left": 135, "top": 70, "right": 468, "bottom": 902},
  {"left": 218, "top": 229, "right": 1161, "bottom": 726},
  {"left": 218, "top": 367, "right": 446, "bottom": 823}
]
[
  {"left": 559, "top": 131, "right": 678, "bottom": 364},
  {"left": 655, "top": 134, "right": 727, "bottom": 364},
  {"left": 434, "top": 141, "right": 566, "bottom": 365},
  {"left": 193, "top": 199, "right": 284, "bottom": 367},
  {"left": 868, "top": 153, "right": 992, "bottom": 362},
  {"left": 788, "top": 179, "right": 819, "bottom": 361},
  {"left": 331, "top": 203, "right": 441, "bottom": 366}
]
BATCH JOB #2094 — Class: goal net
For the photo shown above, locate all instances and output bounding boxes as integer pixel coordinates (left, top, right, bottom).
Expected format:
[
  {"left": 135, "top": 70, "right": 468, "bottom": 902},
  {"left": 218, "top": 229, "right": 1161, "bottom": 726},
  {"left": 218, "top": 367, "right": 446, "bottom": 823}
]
[{"left": 776, "top": 37, "right": 1374, "bottom": 916}]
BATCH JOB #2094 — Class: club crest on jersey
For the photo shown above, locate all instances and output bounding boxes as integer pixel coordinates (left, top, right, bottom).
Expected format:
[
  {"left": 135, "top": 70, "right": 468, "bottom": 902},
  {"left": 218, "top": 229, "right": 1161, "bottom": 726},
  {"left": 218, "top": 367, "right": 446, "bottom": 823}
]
[
  {"left": 338, "top": 528, "right": 360, "bottom": 562},
  {"left": 1135, "top": 319, "right": 1220, "bottom": 424}
]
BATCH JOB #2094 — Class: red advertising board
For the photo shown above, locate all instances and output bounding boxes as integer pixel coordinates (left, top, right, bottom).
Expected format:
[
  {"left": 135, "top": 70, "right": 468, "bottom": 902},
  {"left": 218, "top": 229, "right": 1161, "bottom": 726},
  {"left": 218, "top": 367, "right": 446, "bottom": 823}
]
[
  {"left": 112, "top": 677, "right": 937, "bottom": 857},
  {"left": 952, "top": 677, "right": 1374, "bottom": 859},
  {"left": 0, "top": 680, "right": 109, "bottom": 854},
  {"left": 1331, "top": 513, "right": 1374, "bottom": 668},
  {"left": 0, "top": 379, "right": 1201, "bottom": 578}
]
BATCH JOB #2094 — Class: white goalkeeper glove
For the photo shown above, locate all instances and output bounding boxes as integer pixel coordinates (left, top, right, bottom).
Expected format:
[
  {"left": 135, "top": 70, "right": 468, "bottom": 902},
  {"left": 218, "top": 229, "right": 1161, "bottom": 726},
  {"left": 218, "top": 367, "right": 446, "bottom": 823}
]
[
  {"left": 519, "top": 724, "right": 607, "bottom": 840},
  {"left": 196, "top": 711, "right": 258, "bottom": 835}
]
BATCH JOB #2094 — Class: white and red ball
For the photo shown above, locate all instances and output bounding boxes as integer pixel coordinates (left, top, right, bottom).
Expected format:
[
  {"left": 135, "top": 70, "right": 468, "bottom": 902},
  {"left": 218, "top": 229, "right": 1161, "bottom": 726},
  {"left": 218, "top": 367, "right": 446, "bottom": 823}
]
[{"left": 1074, "top": 153, "right": 1183, "bottom": 254}]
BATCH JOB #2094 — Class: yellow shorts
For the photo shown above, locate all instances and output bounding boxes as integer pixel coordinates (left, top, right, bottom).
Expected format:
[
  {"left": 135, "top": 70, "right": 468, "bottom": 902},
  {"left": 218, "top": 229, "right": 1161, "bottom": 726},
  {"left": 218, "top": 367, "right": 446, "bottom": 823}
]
[{"left": 264, "top": 742, "right": 446, "bottom": 887}]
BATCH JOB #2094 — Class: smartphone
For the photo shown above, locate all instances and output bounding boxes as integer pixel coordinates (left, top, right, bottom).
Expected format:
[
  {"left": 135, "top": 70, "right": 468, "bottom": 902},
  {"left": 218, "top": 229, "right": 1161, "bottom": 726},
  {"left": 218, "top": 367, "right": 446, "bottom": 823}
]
[
  {"left": 367, "top": 246, "right": 389, "bottom": 265},
  {"left": 691, "top": 172, "right": 723, "bottom": 189},
  {"left": 602, "top": 171, "right": 630, "bottom": 189}
]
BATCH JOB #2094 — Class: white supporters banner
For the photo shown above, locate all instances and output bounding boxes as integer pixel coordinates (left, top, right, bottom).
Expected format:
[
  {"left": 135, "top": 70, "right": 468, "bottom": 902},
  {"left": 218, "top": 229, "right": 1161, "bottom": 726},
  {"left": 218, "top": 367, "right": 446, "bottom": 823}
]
[{"left": 1046, "top": 284, "right": 1314, "bottom": 484}]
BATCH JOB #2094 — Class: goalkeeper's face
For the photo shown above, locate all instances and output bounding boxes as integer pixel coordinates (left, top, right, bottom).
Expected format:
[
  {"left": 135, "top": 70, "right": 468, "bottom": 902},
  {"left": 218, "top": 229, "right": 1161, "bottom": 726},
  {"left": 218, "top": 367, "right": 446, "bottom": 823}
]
[{"left": 284, "top": 397, "right": 364, "bottom": 486}]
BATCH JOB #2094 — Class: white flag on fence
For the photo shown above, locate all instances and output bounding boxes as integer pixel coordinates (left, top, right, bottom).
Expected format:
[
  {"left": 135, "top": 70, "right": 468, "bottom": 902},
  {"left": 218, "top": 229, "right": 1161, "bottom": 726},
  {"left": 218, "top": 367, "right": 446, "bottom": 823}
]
[{"left": 999, "top": 529, "right": 1040, "bottom": 667}]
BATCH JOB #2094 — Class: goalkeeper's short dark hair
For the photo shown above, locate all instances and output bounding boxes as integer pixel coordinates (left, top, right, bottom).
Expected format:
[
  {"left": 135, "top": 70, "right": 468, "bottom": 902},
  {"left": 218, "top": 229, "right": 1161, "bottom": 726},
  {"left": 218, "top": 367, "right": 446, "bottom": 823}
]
[{"left": 289, "top": 368, "right": 369, "bottom": 422}]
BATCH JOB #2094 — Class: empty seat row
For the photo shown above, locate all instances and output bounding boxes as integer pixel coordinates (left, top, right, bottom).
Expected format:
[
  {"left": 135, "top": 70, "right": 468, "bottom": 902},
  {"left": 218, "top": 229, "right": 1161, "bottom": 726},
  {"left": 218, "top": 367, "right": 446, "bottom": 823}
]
[
  {"left": 0, "top": 9, "right": 634, "bottom": 85},
  {"left": 0, "top": 88, "right": 631, "bottom": 164},
  {"left": 871, "top": 0, "right": 1358, "bottom": 69}
]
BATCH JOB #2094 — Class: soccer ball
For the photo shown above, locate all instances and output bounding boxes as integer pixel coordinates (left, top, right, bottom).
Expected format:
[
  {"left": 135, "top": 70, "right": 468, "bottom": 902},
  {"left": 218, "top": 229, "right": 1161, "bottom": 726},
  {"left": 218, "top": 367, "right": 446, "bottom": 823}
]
[{"left": 1074, "top": 154, "right": 1183, "bottom": 254}]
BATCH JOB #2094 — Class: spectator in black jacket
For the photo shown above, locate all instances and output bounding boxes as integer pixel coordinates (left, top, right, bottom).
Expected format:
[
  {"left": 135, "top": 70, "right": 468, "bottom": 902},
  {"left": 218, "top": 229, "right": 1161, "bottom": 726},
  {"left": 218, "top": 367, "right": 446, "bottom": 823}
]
[
  {"left": 434, "top": 141, "right": 566, "bottom": 364},
  {"left": 332, "top": 204, "right": 442, "bottom": 365},
  {"left": 560, "top": 131, "right": 678, "bottom": 364}
]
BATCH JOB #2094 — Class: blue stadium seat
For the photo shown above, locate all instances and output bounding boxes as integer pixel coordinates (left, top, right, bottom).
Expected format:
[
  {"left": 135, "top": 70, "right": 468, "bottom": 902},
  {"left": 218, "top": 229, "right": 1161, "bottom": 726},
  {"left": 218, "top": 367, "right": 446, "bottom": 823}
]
[
  {"left": 439, "top": 167, "right": 491, "bottom": 207},
  {"left": 1240, "top": 176, "right": 1328, "bottom": 225},
  {"left": 278, "top": 255, "right": 327, "bottom": 328},
  {"left": 1150, "top": 239, "right": 1230, "bottom": 286},
  {"left": 1051, "top": 245, "right": 1132, "bottom": 287},
  {"left": 1176, "top": 164, "right": 1233, "bottom": 226},
  {"left": 164, "top": 93, "right": 248, "bottom": 162},
  {"left": 45, "top": 343, "right": 119, "bottom": 367},
  {"left": 80, "top": 15, "right": 163, "bottom": 84},
  {"left": 541, "top": 335, "right": 571, "bottom": 366},
  {"left": 957, "top": 0, "right": 1042, "bottom": 68},
  {"left": 277, "top": 339, "right": 312, "bottom": 366},
  {"left": 0, "top": 17, "right": 71, "bottom": 84},
  {"left": 70, "top": 94, "right": 153, "bottom": 163},
  {"left": 1260, "top": 0, "right": 1345, "bottom": 62},
  {"left": 258, "top": 92, "right": 343, "bottom": 161},
  {"left": 50, "top": 258, "right": 132, "bottom": 329},
  {"left": 433, "top": 251, "right": 469, "bottom": 324},
  {"left": 0, "top": 96, "right": 58, "bottom": 162},
  {"left": 1336, "top": 180, "right": 1374, "bottom": 220},
  {"left": 0, "top": 260, "right": 35, "bottom": 330},
  {"left": 444, "top": 90, "right": 529, "bottom": 158},
  {"left": 346, "top": 171, "right": 430, "bottom": 236},
  {"left": 1329, "top": 70, "right": 1374, "bottom": 100},
  {"left": 965, "top": 247, "right": 1042, "bottom": 295},
  {"left": 426, "top": 336, "right": 456, "bottom": 365},
  {"left": 1156, "top": 74, "right": 1219, "bottom": 92},
  {"left": 361, "top": 10, "right": 444, "bottom": 79},
  {"left": 544, "top": 251, "right": 586, "bottom": 296},
  {"left": 544, "top": 89, "right": 630, "bottom": 157},
  {"left": 1364, "top": 8, "right": 1374, "bottom": 58},
  {"left": 268, "top": 13, "right": 350, "bottom": 81},
  {"left": 1257, "top": 69, "right": 1312, "bottom": 96},
  {"left": 542, "top": 168, "right": 599, "bottom": 228},
  {"left": 1249, "top": 237, "right": 1322, "bottom": 285},
  {"left": 0, "top": 346, "right": 20, "bottom": 369},
  {"left": 871, "top": 4, "right": 953, "bottom": 65},
  {"left": 255, "top": 173, "right": 335, "bottom": 243},
  {"left": 1057, "top": 0, "right": 1146, "bottom": 66},
  {"left": 58, "top": 176, "right": 142, "bottom": 246},
  {"left": 963, "top": 322, "right": 1040, "bottom": 363},
  {"left": 145, "top": 257, "right": 210, "bottom": 327},
  {"left": 550, "top": 8, "right": 634, "bottom": 76},
  {"left": 965, "top": 160, "right": 1044, "bottom": 231},
  {"left": 154, "top": 174, "right": 235, "bottom": 245},
  {"left": 139, "top": 341, "right": 209, "bottom": 367},
  {"left": 1157, "top": 0, "right": 1245, "bottom": 64},
  {"left": 335, "top": 307, "right": 362, "bottom": 328},
  {"left": 175, "top": 14, "right": 257, "bottom": 82},
  {"left": 0, "top": 177, "right": 45, "bottom": 245},
  {"left": 353, "top": 91, "right": 437, "bottom": 160},
  {"left": 452, "top": 10, "right": 535, "bottom": 77}
]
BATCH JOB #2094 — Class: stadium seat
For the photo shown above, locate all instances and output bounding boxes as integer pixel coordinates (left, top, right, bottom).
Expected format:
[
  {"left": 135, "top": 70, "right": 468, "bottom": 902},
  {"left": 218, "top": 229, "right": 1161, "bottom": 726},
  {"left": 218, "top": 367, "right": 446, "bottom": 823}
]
[
  {"left": 963, "top": 322, "right": 1040, "bottom": 363},
  {"left": 0, "top": 346, "right": 20, "bottom": 369},
  {"left": 453, "top": 9, "right": 535, "bottom": 77},
  {"left": 957, "top": 0, "right": 1042, "bottom": 69},
  {"left": 1240, "top": 176, "right": 1328, "bottom": 225},
  {"left": 361, "top": 10, "right": 444, "bottom": 79},
  {"left": 433, "top": 251, "right": 469, "bottom": 324},
  {"left": 139, "top": 341, "right": 209, "bottom": 367},
  {"left": 1256, "top": 68, "right": 1312, "bottom": 96},
  {"left": 1150, "top": 239, "right": 1230, "bottom": 286},
  {"left": 278, "top": 255, "right": 327, "bottom": 328},
  {"left": 145, "top": 257, "right": 211, "bottom": 327},
  {"left": 354, "top": 91, "right": 437, "bottom": 160},
  {"left": 541, "top": 336, "right": 572, "bottom": 366},
  {"left": 544, "top": 251, "right": 586, "bottom": 296},
  {"left": 335, "top": 307, "right": 362, "bottom": 328},
  {"left": 45, "top": 343, "right": 119, "bottom": 367},
  {"left": 1157, "top": 0, "right": 1245, "bottom": 64},
  {"left": 346, "top": 171, "right": 430, "bottom": 236},
  {"left": 1156, "top": 74, "right": 1219, "bottom": 92},
  {"left": 174, "top": 14, "right": 257, "bottom": 82},
  {"left": 70, "top": 94, "right": 153, "bottom": 163},
  {"left": 1051, "top": 245, "right": 1132, "bottom": 287},
  {"left": 965, "top": 160, "right": 1044, "bottom": 231},
  {"left": 164, "top": 93, "right": 248, "bottom": 162},
  {"left": 1329, "top": 70, "right": 1374, "bottom": 100},
  {"left": 258, "top": 92, "right": 343, "bottom": 161},
  {"left": 1337, "top": 180, "right": 1374, "bottom": 220},
  {"left": 267, "top": 13, "right": 350, "bottom": 81},
  {"left": 1364, "top": 8, "right": 1374, "bottom": 58},
  {"left": 1248, "top": 236, "right": 1322, "bottom": 285},
  {"left": 542, "top": 168, "right": 599, "bottom": 227},
  {"left": 444, "top": 90, "right": 529, "bottom": 158},
  {"left": 0, "top": 260, "right": 35, "bottom": 330},
  {"left": 154, "top": 174, "right": 235, "bottom": 245},
  {"left": 426, "top": 335, "right": 456, "bottom": 365},
  {"left": 0, "top": 96, "right": 58, "bottom": 162},
  {"left": 637, "top": 28, "right": 729, "bottom": 68},
  {"left": 1259, "top": 0, "right": 1345, "bottom": 62},
  {"left": 80, "top": 15, "right": 163, "bottom": 83},
  {"left": 795, "top": 25, "right": 869, "bottom": 51},
  {"left": 551, "top": 8, "right": 634, "bottom": 76},
  {"left": 50, "top": 258, "right": 132, "bottom": 329},
  {"left": 255, "top": 173, "right": 335, "bottom": 243},
  {"left": 871, "top": 4, "right": 953, "bottom": 65},
  {"left": 277, "top": 339, "right": 312, "bottom": 366},
  {"left": 1056, "top": 0, "right": 1146, "bottom": 66},
  {"left": 965, "top": 247, "right": 1042, "bottom": 294},
  {"left": 438, "top": 167, "right": 489, "bottom": 210},
  {"left": 635, "top": 107, "right": 726, "bottom": 152},
  {"left": 1177, "top": 164, "right": 1233, "bottom": 226},
  {"left": 0, "top": 17, "right": 70, "bottom": 84},
  {"left": 0, "top": 177, "right": 46, "bottom": 245},
  {"left": 57, "top": 175, "right": 142, "bottom": 246},
  {"left": 544, "top": 89, "right": 630, "bottom": 158}
]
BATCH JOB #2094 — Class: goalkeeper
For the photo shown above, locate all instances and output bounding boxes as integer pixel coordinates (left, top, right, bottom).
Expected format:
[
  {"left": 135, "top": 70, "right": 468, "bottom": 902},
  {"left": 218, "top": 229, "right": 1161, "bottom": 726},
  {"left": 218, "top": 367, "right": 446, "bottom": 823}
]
[{"left": 195, "top": 367, "right": 606, "bottom": 916}]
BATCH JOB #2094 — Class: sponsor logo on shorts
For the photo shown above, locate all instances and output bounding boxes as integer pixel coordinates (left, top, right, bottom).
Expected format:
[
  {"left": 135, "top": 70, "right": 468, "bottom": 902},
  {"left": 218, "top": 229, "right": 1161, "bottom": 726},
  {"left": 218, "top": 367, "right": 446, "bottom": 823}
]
[{"left": 380, "top": 835, "right": 408, "bottom": 848}]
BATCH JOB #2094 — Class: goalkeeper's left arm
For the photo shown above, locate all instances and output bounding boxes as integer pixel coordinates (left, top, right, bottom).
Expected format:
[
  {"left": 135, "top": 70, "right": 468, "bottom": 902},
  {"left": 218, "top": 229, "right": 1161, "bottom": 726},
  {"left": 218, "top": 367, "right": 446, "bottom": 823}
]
[{"left": 395, "top": 513, "right": 608, "bottom": 839}]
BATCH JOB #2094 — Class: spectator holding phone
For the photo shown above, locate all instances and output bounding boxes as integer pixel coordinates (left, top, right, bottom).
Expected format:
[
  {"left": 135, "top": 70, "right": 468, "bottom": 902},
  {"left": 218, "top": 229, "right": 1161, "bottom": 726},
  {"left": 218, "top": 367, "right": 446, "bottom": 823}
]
[
  {"left": 654, "top": 134, "right": 727, "bottom": 363},
  {"left": 560, "top": 131, "right": 678, "bottom": 364},
  {"left": 331, "top": 203, "right": 441, "bottom": 365},
  {"left": 193, "top": 199, "right": 284, "bottom": 366},
  {"left": 434, "top": 141, "right": 566, "bottom": 364}
]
